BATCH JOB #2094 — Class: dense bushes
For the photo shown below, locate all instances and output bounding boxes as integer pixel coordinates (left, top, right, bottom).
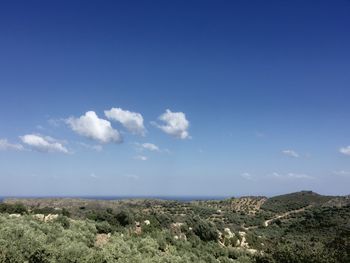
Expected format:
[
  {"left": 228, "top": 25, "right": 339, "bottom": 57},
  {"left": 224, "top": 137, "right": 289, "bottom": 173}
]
[
  {"left": 0, "top": 215, "right": 253, "bottom": 263},
  {"left": 87, "top": 208, "right": 135, "bottom": 233},
  {"left": 0, "top": 203, "right": 27, "bottom": 214},
  {"left": 188, "top": 217, "right": 219, "bottom": 242},
  {"left": 0, "top": 215, "right": 96, "bottom": 263},
  {"left": 0, "top": 194, "right": 349, "bottom": 263},
  {"left": 261, "top": 191, "right": 332, "bottom": 213},
  {"left": 115, "top": 210, "right": 134, "bottom": 227}
]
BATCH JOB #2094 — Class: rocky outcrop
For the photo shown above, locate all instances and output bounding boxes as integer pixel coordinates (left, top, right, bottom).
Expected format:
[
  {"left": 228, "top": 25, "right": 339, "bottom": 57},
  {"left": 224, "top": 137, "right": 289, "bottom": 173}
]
[{"left": 33, "top": 214, "right": 59, "bottom": 222}]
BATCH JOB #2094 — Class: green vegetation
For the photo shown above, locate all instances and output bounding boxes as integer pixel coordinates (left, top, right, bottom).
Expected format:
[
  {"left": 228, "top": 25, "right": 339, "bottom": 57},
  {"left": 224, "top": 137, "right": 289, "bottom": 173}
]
[
  {"left": 0, "top": 203, "right": 27, "bottom": 214},
  {"left": 261, "top": 191, "right": 332, "bottom": 213},
  {"left": 0, "top": 191, "right": 349, "bottom": 262}
]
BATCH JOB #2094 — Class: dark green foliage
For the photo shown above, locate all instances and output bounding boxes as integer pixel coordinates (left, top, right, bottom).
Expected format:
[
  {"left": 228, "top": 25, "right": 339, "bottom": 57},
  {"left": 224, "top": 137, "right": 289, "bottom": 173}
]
[
  {"left": 270, "top": 241, "right": 336, "bottom": 263},
  {"left": 28, "top": 249, "right": 50, "bottom": 263},
  {"left": 254, "top": 253, "right": 275, "bottom": 263},
  {"left": 61, "top": 208, "right": 70, "bottom": 217},
  {"left": 87, "top": 209, "right": 115, "bottom": 222},
  {"left": 262, "top": 191, "right": 332, "bottom": 213},
  {"left": 115, "top": 210, "right": 134, "bottom": 227},
  {"left": 152, "top": 212, "right": 172, "bottom": 227},
  {"left": 56, "top": 215, "right": 70, "bottom": 229},
  {"left": 95, "top": 221, "right": 112, "bottom": 234},
  {"left": 325, "top": 229, "right": 350, "bottom": 263},
  {"left": 190, "top": 217, "right": 219, "bottom": 242},
  {"left": 0, "top": 202, "right": 27, "bottom": 214},
  {"left": 284, "top": 205, "right": 350, "bottom": 241},
  {"left": 32, "top": 207, "right": 58, "bottom": 215},
  {"left": 86, "top": 208, "right": 134, "bottom": 233}
]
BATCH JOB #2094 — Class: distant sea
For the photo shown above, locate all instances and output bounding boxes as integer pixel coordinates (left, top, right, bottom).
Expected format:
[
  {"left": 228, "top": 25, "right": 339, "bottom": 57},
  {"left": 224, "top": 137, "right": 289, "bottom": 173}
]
[{"left": 0, "top": 195, "right": 228, "bottom": 202}]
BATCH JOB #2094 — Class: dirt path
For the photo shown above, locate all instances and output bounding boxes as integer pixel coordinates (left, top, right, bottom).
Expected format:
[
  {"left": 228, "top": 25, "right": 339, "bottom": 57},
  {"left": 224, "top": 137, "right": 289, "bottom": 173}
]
[
  {"left": 243, "top": 205, "right": 311, "bottom": 230},
  {"left": 263, "top": 206, "right": 311, "bottom": 227}
]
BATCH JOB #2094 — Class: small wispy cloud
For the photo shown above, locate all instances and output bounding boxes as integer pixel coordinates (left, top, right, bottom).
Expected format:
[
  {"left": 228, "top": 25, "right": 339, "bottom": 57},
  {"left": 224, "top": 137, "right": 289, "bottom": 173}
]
[
  {"left": 123, "top": 174, "right": 139, "bottom": 180},
  {"left": 0, "top": 139, "right": 24, "bottom": 151},
  {"left": 134, "top": 155, "right": 148, "bottom": 161},
  {"left": 240, "top": 172, "right": 254, "bottom": 181},
  {"left": 339, "top": 146, "right": 350, "bottom": 156},
  {"left": 282, "top": 149, "right": 299, "bottom": 158},
  {"left": 333, "top": 170, "right": 350, "bottom": 177},
  {"left": 134, "top": 142, "right": 166, "bottom": 154},
  {"left": 140, "top": 143, "right": 160, "bottom": 152},
  {"left": 20, "top": 134, "right": 69, "bottom": 154},
  {"left": 135, "top": 142, "right": 160, "bottom": 152},
  {"left": 271, "top": 172, "right": 314, "bottom": 180},
  {"left": 90, "top": 173, "right": 98, "bottom": 178}
]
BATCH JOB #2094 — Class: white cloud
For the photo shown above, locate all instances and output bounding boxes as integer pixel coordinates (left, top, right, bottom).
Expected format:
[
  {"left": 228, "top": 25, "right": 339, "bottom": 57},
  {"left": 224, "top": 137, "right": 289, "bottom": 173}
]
[
  {"left": 240, "top": 172, "right": 254, "bottom": 181},
  {"left": 20, "top": 134, "right": 68, "bottom": 154},
  {"left": 134, "top": 142, "right": 165, "bottom": 153},
  {"left": 339, "top": 146, "right": 350, "bottom": 156},
  {"left": 153, "top": 109, "right": 190, "bottom": 139},
  {"left": 282, "top": 149, "right": 299, "bottom": 158},
  {"left": 0, "top": 139, "right": 24, "bottom": 151},
  {"left": 104, "top": 107, "right": 146, "bottom": 136},
  {"left": 333, "top": 170, "right": 350, "bottom": 177},
  {"left": 271, "top": 172, "right": 314, "bottom": 180},
  {"left": 66, "top": 111, "right": 122, "bottom": 143},
  {"left": 90, "top": 173, "right": 98, "bottom": 178},
  {"left": 141, "top": 143, "right": 159, "bottom": 151},
  {"left": 134, "top": 155, "right": 148, "bottom": 161},
  {"left": 123, "top": 174, "right": 139, "bottom": 180}
]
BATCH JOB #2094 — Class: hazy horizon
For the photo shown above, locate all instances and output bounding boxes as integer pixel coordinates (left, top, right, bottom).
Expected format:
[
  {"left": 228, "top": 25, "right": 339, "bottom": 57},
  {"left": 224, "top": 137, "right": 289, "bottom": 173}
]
[{"left": 1, "top": 0, "right": 350, "bottom": 197}]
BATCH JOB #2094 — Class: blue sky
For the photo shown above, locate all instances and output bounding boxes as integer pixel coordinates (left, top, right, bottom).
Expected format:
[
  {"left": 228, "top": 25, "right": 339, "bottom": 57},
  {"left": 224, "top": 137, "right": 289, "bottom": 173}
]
[{"left": 0, "top": 0, "right": 350, "bottom": 196}]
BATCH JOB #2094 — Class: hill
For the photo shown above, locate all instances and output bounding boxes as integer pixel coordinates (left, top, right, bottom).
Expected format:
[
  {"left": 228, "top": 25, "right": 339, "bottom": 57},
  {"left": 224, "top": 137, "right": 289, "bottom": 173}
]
[
  {"left": 0, "top": 191, "right": 349, "bottom": 263},
  {"left": 260, "top": 191, "right": 335, "bottom": 213}
]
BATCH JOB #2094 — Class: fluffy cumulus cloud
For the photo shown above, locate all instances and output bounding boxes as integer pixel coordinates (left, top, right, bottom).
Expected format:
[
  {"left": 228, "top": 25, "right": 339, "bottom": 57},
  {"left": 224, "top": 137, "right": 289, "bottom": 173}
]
[
  {"left": 0, "top": 139, "right": 24, "bottom": 151},
  {"left": 339, "top": 146, "right": 350, "bottom": 156},
  {"left": 20, "top": 134, "right": 68, "bottom": 154},
  {"left": 104, "top": 107, "right": 146, "bottom": 136},
  {"left": 282, "top": 149, "right": 299, "bottom": 158},
  {"left": 153, "top": 109, "right": 190, "bottom": 139},
  {"left": 66, "top": 111, "right": 122, "bottom": 143}
]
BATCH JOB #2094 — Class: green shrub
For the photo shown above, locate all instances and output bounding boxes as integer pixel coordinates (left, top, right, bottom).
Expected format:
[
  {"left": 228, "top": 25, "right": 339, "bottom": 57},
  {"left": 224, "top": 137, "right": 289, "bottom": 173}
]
[
  {"left": 191, "top": 217, "right": 219, "bottom": 242},
  {"left": 96, "top": 221, "right": 113, "bottom": 234},
  {"left": 0, "top": 203, "right": 27, "bottom": 214},
  {"left": 115, "top": 210, "right": 134, "bottom": 227}
]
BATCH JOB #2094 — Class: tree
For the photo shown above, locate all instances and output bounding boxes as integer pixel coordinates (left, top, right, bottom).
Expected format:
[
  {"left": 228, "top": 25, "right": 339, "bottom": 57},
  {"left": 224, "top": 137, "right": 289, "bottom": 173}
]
[
  {"left": 115, "top": 210, "right": 134, "bottom": 227},
  {"left": 191, "top": 217, "right": 218, "bottom": 242}
]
